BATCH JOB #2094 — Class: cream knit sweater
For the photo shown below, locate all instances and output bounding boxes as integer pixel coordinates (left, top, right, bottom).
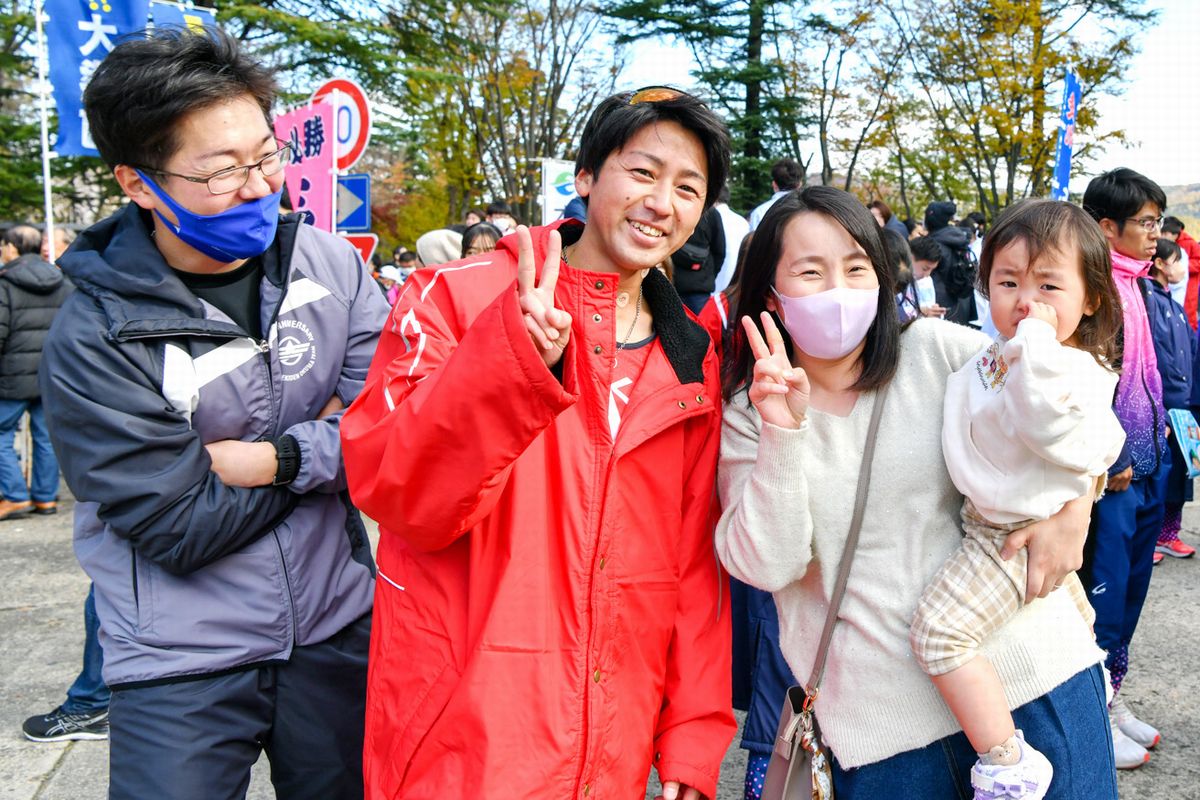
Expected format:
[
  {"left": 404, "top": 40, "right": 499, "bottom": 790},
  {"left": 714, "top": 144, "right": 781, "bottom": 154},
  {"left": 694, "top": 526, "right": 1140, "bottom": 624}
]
[{"left": 715, "top": 318, "right": 1106, "bottom": 769}]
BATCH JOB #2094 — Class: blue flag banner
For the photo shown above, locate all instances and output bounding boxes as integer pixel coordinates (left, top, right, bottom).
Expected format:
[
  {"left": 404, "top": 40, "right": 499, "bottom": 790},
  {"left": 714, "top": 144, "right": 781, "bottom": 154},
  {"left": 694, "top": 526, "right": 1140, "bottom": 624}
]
[
  {"left": 45, "top": 0, "right": 151, "bottom": 156},
  {"left": 1050, "top": 70, "right": 1082, "bottom": 201},
  {"left": 149, "top": 1, "right": 216, "bottom": 32}
]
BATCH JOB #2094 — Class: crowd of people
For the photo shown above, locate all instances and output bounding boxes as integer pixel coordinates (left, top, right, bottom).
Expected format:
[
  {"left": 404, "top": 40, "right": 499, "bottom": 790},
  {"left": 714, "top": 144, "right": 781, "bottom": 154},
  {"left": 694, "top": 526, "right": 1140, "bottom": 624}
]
[{"left": 6, "top": 22, "right": 1198, "bottom": 800}]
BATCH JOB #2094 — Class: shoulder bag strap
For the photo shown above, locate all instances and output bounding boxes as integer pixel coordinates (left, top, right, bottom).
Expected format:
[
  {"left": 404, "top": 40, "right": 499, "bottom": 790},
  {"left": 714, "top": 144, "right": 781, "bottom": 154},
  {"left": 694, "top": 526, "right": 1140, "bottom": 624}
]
[{"left": 805, "top": 383, "right": 891, "bottom": 695}]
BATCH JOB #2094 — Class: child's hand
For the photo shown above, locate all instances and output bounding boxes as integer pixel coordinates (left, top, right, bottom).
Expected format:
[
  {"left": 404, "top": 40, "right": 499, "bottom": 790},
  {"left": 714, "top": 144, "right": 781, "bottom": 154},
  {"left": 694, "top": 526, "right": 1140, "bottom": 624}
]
[{"left": 1024, "top": 301, "right": 1058, "bottom": 329}]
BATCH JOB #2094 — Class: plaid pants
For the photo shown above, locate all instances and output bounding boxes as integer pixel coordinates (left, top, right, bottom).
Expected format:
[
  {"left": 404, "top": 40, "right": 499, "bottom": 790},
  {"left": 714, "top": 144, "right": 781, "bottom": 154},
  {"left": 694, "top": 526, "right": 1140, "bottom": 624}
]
[{"left": 911, "top": 500, "right": 1094, "bottom": 676}]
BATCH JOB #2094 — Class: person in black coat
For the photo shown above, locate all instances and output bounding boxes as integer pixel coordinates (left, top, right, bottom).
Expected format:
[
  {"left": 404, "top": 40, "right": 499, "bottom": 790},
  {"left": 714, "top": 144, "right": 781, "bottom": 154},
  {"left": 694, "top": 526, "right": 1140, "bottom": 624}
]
[
  {"left": 0, "top": 224, "right": 73, "bottom": 519},
  {"left": 672, "top": 204, "right": 726, "bottom": 314},
  {"left": 925, "top": 200, "right": 979, "bottom": 326}
]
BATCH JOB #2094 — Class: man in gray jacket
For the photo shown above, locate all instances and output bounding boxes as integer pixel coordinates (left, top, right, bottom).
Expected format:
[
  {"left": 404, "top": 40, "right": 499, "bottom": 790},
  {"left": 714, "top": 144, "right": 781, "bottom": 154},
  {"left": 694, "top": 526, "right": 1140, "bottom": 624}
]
[{"left": 39, "top": 29, "right": 388, "bottom": 799}]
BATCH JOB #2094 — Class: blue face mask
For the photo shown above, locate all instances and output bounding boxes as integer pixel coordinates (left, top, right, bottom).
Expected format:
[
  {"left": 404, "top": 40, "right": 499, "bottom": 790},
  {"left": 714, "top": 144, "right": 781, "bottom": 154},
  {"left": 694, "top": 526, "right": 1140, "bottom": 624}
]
[{"left": 135, "top": 169, "right": 282, "bottom": 263}]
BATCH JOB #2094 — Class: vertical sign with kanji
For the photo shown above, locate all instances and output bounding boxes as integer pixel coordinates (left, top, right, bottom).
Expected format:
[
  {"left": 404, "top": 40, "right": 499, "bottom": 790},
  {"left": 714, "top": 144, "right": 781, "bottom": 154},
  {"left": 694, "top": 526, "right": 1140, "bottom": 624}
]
[
  {"left": 1050, "top": 70, "right": 1082, "bottom": 202},
  {"left": 45, "top": 0, "right": 151, "bottom": 156},
  {"left": 274, "top": 103, "right": 335, "bottom": 233}
]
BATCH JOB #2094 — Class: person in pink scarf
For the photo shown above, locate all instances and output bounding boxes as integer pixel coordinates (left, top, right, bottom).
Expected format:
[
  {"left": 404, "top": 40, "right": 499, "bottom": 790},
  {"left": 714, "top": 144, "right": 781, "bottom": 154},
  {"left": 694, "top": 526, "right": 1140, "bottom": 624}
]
[{"left": 1080, "top": 168, "right": 1170, "bottom": 771}]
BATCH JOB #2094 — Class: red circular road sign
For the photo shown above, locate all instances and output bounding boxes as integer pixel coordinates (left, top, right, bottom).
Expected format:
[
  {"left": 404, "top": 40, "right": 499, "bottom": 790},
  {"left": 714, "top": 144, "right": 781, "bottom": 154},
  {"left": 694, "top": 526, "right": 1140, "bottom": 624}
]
[{"left": 311, "top": 78, "right": 372, "bottom": 171}]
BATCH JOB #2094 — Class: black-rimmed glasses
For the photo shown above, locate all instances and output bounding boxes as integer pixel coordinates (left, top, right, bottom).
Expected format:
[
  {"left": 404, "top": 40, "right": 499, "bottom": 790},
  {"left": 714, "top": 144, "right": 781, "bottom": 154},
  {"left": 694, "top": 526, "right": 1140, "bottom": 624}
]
[{"left": 138, "top": 140, "right": 292, "bottom": 196}]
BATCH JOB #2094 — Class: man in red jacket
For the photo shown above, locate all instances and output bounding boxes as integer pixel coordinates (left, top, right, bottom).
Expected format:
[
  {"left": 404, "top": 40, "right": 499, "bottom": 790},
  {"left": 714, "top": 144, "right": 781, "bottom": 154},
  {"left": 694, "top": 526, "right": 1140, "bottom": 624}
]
[
  {"left": 1163, "top": 216, "right": 1200, "bottom": 329},
  {"left": 341, "top": 89, "right": 735, "bottom": 799}
]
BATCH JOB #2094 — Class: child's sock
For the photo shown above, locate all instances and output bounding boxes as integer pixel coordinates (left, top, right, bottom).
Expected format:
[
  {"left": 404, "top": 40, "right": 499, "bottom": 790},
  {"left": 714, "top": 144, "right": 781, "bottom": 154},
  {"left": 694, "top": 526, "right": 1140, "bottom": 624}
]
[{"left": 978, "top": 734, "right": 1021, "bottom": 766}]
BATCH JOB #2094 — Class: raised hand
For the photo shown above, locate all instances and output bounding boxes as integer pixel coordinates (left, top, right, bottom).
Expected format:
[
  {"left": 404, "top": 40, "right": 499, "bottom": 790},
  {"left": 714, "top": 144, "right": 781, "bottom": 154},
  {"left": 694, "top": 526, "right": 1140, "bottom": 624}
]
[
  {"left": 742, "top": 312, "right": 810, "bottom": 429},
  {"left": 1024, "top": 301, "right": 1058, "bottom": 331},
  {"left": 516, "top": 226, "right": 572, "bottom": 368}
]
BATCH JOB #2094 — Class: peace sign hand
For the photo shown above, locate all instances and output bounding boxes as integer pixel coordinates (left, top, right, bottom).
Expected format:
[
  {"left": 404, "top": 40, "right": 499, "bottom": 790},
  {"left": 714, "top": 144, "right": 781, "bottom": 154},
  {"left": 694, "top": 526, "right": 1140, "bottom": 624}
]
[
  {"left": 742, "top": 312, "right": 810, "bottom": 429},
  {"left": 516, "top": 226, "right": 572, "bottom": 368}
]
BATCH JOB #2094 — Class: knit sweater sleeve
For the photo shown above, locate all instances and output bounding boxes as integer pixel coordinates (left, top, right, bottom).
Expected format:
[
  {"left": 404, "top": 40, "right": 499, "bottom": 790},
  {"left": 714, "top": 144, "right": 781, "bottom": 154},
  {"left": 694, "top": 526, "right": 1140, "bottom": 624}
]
[
  {"left": 715, "top": 393, "right": 815, "bottom": 592},
  {"left": 1002, "top": 317, "right": 1125, "bottom": 476}
]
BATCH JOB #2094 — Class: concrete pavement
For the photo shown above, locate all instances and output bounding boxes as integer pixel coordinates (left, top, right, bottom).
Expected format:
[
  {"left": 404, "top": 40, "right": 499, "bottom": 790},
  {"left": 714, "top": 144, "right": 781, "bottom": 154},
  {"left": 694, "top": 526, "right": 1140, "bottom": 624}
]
[{"left": 2, "top": 489, "right": 1197, "bottom": 798}]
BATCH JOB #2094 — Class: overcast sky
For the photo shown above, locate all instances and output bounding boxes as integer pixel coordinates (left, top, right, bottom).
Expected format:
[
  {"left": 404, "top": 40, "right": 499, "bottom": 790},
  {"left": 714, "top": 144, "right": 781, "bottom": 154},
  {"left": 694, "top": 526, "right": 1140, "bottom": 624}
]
[{"left": 622, "top": 0, "right": 1196, "bottom": 191}]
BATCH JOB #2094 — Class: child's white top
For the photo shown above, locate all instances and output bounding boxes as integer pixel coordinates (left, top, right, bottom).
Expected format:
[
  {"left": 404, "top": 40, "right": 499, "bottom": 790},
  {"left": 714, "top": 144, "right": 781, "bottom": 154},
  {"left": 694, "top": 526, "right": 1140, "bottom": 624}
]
[{"left": 942, "top": 317, "right": 1126, "bottom": 525}]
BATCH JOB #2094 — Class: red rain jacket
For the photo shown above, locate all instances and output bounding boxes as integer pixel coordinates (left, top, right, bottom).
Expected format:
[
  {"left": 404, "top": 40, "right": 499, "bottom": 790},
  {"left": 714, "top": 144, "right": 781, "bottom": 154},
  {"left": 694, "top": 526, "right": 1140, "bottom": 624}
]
[
  {"left": 1180, "top": 230, "right": 1200, "bottom": 330},
  {"left": 341, "top": 221, "right": 735, "bottom": 799}
]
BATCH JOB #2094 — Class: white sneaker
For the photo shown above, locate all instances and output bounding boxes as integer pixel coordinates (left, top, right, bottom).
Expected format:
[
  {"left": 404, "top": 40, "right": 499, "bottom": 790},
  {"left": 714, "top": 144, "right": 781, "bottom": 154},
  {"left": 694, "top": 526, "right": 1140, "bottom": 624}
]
[
  {"left": 1110, "top": 712, "right": 1150, "bottom": 769},
  {"left": 970, "top": 730, "right": 1053, "bottom": 800},
  {"left": 1111, "top": 693, "right": 1161, "bottom": 749}
]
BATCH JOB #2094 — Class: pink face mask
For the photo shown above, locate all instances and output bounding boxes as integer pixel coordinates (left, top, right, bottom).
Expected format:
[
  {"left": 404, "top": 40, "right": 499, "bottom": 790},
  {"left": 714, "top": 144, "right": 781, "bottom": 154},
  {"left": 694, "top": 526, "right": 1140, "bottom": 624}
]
[{"left": 771, "top": 286, "right": 880, "bottom": 360}]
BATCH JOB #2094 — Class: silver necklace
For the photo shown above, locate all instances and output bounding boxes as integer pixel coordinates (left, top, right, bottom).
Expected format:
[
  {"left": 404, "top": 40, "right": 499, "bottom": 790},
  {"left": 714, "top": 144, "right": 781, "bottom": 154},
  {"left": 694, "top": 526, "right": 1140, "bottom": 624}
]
[
  {"left": 615, "top": 282, "right": 643, "bottom": 366},
  {"left": 563, "top": 245, "right": 645, "bottom": 366}
]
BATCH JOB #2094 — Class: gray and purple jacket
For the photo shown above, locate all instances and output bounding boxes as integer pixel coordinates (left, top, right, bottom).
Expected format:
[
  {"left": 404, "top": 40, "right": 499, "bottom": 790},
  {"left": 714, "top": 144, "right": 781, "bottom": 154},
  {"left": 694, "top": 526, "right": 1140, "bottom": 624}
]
[{"left": 40, "top": 205, "right": 389, "bottom": 687}]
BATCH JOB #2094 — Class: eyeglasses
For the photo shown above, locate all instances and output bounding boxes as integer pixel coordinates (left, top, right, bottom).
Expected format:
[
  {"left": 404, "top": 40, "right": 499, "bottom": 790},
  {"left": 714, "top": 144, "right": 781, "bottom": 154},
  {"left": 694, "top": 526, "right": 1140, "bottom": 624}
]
[
  {"left": 139, "top": 140, "right": 292, "bottom": 196},
  {"left": 628, "top": 86, "right": 686, "bottom": 105},
  {"left": 1125, "top": 215, "right": 1164, "bottom": 232}
]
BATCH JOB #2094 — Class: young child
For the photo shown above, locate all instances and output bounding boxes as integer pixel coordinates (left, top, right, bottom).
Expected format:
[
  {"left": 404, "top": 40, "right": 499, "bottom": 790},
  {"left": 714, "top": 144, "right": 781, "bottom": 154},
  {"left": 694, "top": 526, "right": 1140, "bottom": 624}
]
[
  {"left": 910, "top": 235, "right": 948, "bottom": 317},
  {"left": 910, "top": 199, "right": 1126, "bottom": 799},
  {"left": 1145, "top": 238, "right": 1197, "bottom": 562}
]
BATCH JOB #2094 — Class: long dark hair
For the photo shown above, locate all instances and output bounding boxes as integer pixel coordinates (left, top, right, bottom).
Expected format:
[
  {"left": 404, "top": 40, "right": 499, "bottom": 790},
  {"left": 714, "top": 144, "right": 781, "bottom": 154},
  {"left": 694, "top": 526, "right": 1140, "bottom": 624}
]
[{"left": 722, "top": 186, "right": 901, "bottom": 400}]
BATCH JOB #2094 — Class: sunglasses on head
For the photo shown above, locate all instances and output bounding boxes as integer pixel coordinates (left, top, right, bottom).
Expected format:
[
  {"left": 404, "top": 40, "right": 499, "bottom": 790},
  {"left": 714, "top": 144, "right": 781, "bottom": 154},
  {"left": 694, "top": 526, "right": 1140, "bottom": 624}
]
[{"left": 628, "top": 86, "right": 687, "bottom": 105}]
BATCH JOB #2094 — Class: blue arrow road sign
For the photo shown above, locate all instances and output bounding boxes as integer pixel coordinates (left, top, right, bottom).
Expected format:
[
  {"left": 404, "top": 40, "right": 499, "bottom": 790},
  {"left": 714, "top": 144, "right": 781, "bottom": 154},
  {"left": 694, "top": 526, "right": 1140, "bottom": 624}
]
[{"left": 337, "top": 173, "right": 371, "bottom": 232}]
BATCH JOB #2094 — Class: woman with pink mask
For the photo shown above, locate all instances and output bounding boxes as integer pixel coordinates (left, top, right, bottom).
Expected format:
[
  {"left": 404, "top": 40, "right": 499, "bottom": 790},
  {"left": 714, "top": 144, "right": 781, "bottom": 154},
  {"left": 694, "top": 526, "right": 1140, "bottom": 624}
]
[{"left": 716, "top": 186, "right": 1115, "bottom": 799}]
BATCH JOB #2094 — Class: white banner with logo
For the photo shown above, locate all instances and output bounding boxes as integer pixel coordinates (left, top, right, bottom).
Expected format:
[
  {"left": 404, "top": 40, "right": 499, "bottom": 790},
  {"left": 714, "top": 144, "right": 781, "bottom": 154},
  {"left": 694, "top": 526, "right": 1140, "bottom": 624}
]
[{"left": 541, "top": 158, "right": 578, "bottom": 225}]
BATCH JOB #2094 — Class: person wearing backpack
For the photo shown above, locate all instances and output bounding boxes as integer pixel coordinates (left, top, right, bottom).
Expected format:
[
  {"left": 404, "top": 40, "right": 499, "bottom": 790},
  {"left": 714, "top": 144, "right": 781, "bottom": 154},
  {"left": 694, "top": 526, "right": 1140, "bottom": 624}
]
[
  {"left": 672, "top": 203, "right": 726, "bottom": 314},
  {"left": 926, "top": 200, "right": 979, "bottom": 326}
]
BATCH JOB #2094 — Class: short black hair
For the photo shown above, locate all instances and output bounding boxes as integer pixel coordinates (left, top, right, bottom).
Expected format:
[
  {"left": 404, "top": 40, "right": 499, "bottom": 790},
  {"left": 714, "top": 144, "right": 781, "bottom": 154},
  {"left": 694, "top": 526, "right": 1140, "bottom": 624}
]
[
  {"left": 1082, "top": 167, "right": 1167, "bottom": 233},
  {"left": 575, "top": 88, "right": 731, "bottom": 210},
  {"left": 909, "top": 235, "right": 942, "bottom": 264},
  {"left": 2, "top": 224, "right": 40, "bottom": 255},
  {"left": 723, "top": 186, "right": 899, "bottom": 400},
  {"left": 966, "top": 211, "right": 986, "bottom": 228},
  {"left": 83, "top": 27, "right": 277, "bottom": 172},
  {"left": 1162, "top": 215, "right": 1185, "bottom": 236},
  {"left": 486, "top": 200, "right": 512, "bottom": 216},
  {"left": 397, "top": 251, "right": 418, "bottom": 265},
  {"left": 770, "top": 158, "right": 804, "bottom": 191},
  {"left": 1156, "top": 237, "right": 1182, "bottom": 263}
]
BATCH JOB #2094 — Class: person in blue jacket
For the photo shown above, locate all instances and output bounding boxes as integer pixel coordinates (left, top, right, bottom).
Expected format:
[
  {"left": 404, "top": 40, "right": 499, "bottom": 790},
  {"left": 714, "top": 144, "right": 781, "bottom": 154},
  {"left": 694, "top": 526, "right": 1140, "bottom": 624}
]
[
  {"left": 38, "top": 29, "right": 389, "bottom": 800},
  {"left": 1145, "top": 238, "right": 1197, "bottom": 562}
]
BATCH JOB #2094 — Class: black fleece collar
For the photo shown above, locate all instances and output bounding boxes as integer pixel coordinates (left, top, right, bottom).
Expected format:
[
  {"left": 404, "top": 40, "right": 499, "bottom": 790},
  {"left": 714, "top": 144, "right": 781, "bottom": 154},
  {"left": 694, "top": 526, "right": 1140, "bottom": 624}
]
[{"left": 641, "top": 267, "right": 711, "bottom": 386}]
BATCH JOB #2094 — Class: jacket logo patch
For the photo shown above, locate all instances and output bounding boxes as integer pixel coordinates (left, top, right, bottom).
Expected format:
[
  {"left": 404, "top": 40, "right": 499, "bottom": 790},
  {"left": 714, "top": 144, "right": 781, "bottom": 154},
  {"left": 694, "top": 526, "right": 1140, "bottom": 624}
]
[{"left": 277, "top": 318, "right": 317, "bottom": 381}]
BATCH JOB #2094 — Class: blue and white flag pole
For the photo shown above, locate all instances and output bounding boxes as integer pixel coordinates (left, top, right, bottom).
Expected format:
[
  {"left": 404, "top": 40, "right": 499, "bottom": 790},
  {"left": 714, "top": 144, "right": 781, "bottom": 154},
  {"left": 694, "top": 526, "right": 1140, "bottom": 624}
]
[
  {"left": 35, "top": 0, "right": 55, "bottom": 265},
  {"left": 1050, "top": 69, "right": 1082, "bottom": 202}
]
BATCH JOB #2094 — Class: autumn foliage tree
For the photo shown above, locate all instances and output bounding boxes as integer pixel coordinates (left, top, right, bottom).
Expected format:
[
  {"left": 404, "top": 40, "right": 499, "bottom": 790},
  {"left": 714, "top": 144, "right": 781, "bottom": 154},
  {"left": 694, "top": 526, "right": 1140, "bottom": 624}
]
[{"left": 880, "top": 0, "right": 1153, "bottom": 219}]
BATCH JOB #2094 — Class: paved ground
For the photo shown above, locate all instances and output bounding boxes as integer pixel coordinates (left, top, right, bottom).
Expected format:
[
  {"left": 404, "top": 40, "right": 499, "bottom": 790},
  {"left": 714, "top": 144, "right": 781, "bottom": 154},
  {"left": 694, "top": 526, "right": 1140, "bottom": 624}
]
[{"left": 2, "top": 488, "right": 1197, "bottom": 798}]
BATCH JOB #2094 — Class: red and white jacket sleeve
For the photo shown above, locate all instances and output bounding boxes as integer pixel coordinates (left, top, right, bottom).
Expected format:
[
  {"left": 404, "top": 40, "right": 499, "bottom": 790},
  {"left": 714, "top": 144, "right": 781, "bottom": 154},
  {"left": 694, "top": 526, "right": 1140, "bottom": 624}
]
[{"left": 341, "top": 273, "right": 577, "bottom": 551}]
